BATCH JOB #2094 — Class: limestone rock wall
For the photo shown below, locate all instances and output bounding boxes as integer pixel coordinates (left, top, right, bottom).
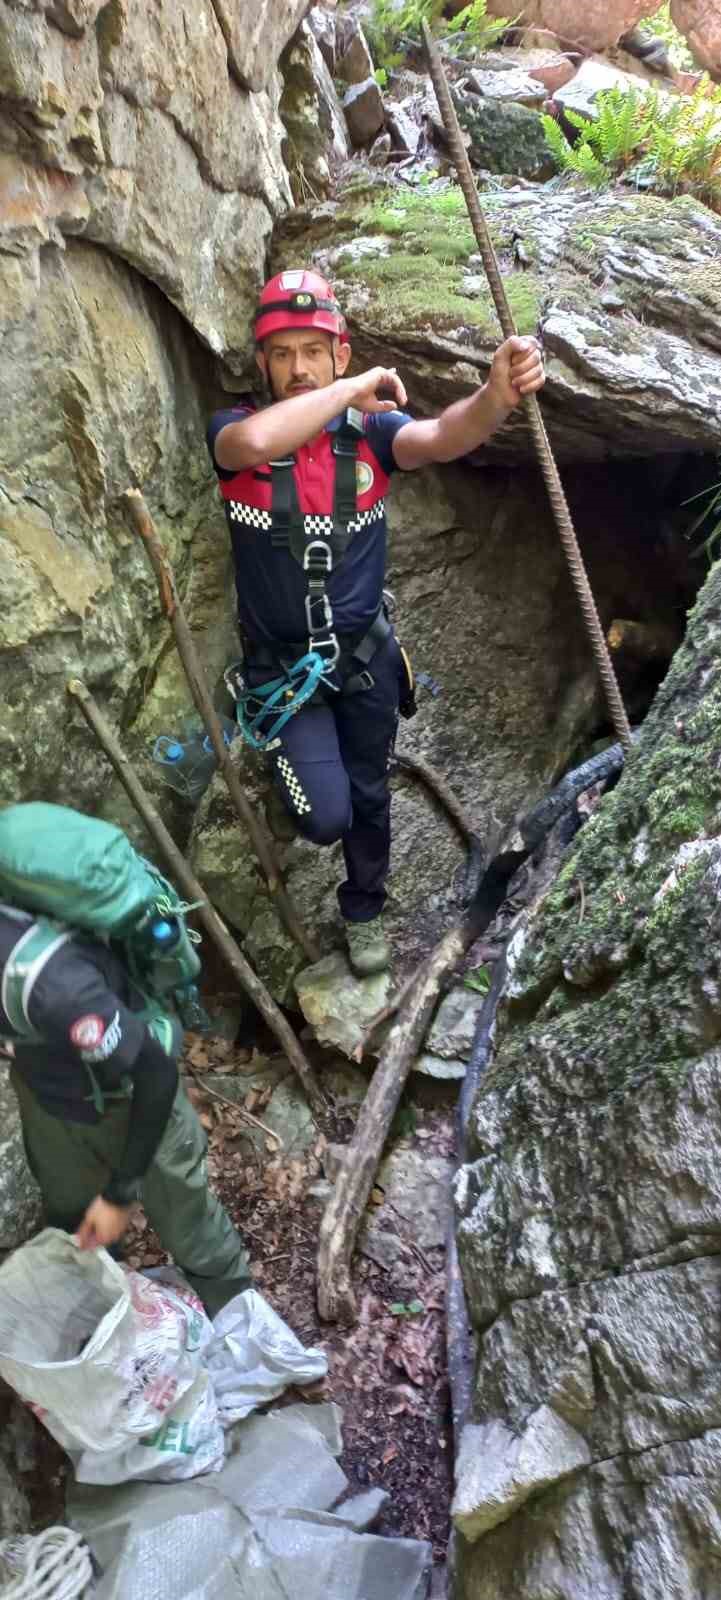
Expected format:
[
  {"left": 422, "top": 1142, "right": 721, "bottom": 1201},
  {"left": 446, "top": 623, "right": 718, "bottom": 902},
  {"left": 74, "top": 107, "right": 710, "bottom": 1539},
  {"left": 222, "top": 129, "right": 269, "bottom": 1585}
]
[
  {"left": 454, "top": 556, "right": 721, "bottom": 1596},
  {"left": 0, "top": 0, "right": 301, "bottom": 807}
]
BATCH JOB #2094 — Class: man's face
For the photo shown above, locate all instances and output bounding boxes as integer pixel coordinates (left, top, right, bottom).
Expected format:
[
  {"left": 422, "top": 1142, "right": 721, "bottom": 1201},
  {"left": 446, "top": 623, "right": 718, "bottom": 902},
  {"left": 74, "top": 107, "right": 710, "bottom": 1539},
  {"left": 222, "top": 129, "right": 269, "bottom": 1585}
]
[{"left": 257, "top": 328, "right": 351, "bottom": 402}]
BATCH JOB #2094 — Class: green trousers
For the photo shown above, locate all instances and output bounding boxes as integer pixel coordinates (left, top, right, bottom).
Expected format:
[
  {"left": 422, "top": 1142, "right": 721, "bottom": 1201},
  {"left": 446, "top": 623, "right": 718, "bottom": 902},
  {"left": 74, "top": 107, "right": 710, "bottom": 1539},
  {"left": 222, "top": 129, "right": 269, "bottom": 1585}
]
[{"left": 10, "top": 1072, "right": 251, "bottom": 1319}]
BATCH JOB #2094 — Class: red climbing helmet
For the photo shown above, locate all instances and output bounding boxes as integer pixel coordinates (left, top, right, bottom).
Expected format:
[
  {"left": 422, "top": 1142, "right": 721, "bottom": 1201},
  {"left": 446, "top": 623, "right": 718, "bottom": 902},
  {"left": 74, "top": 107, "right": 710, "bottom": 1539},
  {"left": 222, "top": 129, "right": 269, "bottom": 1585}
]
[{"left": 254, "top": 269, "right": 349, "bottom": 345}]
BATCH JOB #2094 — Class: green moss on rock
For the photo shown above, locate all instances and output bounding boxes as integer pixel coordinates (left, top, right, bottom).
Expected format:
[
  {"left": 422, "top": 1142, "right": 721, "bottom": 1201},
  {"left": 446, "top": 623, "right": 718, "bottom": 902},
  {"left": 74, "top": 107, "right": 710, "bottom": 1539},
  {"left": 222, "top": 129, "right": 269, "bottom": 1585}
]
[{"left": 479, "top": 560, "right": 721, "bottom": 1119}]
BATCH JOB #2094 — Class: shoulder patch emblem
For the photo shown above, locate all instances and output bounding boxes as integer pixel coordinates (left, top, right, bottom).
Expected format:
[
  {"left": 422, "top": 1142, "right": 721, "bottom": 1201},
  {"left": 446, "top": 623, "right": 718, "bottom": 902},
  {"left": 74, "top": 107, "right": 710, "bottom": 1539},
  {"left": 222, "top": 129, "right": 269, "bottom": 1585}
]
[
  {"left": 356, "top": 460, "right": 375, "bottom": 496},
  {"left": 69, "top": 1013, "right": 106, "bottom": 1050},
  {"left": 81, "top": 1010, "right": 123, "bottom": 1064}
]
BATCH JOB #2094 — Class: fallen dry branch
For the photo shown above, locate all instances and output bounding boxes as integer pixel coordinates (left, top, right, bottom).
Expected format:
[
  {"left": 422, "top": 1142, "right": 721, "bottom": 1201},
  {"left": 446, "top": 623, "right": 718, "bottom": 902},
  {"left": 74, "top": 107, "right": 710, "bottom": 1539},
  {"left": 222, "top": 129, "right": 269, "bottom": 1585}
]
[
  {"left": 607, "top": 616, "right": 679, "bottom": 665},
  {"left": 318, "top": 826, "right": 535, "bottom": 1321},
  {"left": 317, "top": 919, "right": 471, "bottom": 1322},
  {"left": 184, "top": 1063, "right": 283, "bottom": 1146},
  {"left": 124, "top": 488, "right": 319, "bottom": 965},
  {"left": 67, "top": 677, "right": 325, "bottom": 1118}
]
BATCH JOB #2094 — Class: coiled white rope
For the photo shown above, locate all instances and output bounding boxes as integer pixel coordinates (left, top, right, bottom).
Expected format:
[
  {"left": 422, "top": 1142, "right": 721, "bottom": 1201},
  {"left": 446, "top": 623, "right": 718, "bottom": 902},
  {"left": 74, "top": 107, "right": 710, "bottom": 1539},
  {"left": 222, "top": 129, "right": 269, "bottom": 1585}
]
[{"left": 0, "top": 1527, "right": 93, "bottom": 1599}]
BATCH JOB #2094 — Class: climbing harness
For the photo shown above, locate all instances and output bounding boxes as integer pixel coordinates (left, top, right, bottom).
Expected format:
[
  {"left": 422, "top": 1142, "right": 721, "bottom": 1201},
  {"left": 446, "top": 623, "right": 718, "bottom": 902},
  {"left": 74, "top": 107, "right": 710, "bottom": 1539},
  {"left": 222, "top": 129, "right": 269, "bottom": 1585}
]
[
  {"left": 227, "top": 408, "right": 405, "bottom": 750},
  {"left": 225, "top": 650, "right": 332, "bottom": 751},
  {"left": 269, "top": 406, "right": 366, "bottom": 670}
]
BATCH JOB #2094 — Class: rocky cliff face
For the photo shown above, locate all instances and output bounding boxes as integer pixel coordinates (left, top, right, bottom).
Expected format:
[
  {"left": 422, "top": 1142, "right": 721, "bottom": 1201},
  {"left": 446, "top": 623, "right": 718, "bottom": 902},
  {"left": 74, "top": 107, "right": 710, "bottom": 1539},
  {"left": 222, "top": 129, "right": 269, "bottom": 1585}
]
[
  {"left": 4, "top": 9, "right": 721, "bottom": 1588},
  {"left": 453, "top": 554, "right": 721, "bottom": 1596},
  {"left": 0, "top": 0, "right": 307, "bottom": 811}
]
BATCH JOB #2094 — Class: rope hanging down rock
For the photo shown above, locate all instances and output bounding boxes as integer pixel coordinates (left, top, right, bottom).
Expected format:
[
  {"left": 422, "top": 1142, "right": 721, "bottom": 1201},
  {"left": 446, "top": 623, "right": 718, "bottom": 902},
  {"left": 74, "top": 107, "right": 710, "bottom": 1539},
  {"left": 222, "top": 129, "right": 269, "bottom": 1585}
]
[{"left": 421, "top": 22, "right": 633, "bottom": 755}]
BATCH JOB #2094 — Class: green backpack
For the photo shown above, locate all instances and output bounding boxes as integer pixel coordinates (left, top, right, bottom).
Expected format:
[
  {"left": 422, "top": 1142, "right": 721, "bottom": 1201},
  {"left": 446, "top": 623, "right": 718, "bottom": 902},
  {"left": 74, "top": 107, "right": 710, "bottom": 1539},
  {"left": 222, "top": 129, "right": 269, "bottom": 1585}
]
[{"left": 0, "top": 803, "right": 202, "bottom": 1053}]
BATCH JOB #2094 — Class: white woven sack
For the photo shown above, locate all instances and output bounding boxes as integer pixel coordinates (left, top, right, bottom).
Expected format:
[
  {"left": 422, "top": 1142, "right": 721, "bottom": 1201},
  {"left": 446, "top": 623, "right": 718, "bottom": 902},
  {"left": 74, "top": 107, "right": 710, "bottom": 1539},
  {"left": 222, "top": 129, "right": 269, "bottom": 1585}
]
[{"left": 0, "top": 1229, "right": 224, "bottom": 1484}]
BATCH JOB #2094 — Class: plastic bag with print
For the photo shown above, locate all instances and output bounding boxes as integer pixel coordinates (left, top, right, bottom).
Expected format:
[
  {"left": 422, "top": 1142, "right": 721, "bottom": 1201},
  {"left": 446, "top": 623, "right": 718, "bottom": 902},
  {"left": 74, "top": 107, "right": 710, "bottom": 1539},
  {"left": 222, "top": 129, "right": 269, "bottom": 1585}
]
[{"left": 0, "top": 1229, "right": 224, "bottom": 1484}]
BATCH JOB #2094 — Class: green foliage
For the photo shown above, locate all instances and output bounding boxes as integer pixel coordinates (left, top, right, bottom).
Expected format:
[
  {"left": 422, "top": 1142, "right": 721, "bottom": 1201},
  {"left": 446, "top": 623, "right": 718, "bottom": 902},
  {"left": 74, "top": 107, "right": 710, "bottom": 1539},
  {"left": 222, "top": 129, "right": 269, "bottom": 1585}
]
[
  {"left": 389, "top": 1299, "right": 425, "bottom": 1316},
  {"left": 365, "top": 0, "right": 443, "bottom": 71},
  {"left": 643, "top": 2, "right": 696, "bottom": 71},
  {"left": 542, "top": 78, "right": 721, "bottom": 211},
  {"left": 366, "top": 0, "right": 510, "bottom": 73},
  {"left": 445, "top": 0, "right": 512, "bottom": 53},
  {"left": 541, "top": 86, "right": 653, "bottom": 187},
  {"left": 463, "top": 963, "right": 491, "bottom": 995},
  {"left": 682, "top": 476, "right": 721, "bottom": 566},
  {"left": 642, "top": 80, "right": 721, "bottom": 209}
]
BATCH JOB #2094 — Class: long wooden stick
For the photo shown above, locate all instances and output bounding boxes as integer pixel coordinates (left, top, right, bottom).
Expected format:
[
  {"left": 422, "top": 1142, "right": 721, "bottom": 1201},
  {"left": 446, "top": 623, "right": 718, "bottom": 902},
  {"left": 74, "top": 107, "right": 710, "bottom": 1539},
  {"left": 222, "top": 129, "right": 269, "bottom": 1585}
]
[
  {"left": 361, "top": 940, "right": 500, "bottom": 1057},
  {"left": 66, "top": 678, "right": 325, "bottom": 1117},
  {"left": 317, "top": 919, "right": 471, "bottom": 1322},
  {"left": 123, "top": 489, "right": 320, "bottom": 965},
  {"left": 317, "top": 824, "right": 532, "bottom": 1319}
]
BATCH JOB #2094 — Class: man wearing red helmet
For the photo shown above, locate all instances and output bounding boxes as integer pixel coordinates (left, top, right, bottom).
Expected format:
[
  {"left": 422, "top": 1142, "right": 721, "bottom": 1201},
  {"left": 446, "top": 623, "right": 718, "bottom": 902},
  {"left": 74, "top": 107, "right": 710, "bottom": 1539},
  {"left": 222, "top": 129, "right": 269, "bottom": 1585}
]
[{"left": 207, "top": 268, "right": 544, "bottom": 977}]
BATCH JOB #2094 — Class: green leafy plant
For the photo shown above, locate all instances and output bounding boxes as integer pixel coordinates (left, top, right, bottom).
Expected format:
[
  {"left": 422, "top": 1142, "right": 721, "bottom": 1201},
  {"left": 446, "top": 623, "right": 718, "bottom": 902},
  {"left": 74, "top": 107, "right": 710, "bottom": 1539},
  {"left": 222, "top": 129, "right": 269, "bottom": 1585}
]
[
  {"left": 541, "top": 86, "right": 652, "bottom": 187},
  {"left": 643, "top": 2, "right": 696, "bottom": 71},
  {"left": 445, "top": 0, "right": 512, "bottom": 53},
  {"left": 366, "top": 0, "right": 511, "bottom": 74},
  {"left": 463, "top": 963, "right": 491, "bottom": 995},
  {"left": 542, "top": 78, "right": 721, "bottom": 210},
  {"left": 682, "top": 478, "right": 721, "bottom": 565},
  {"left": 389, "top": 1298, "right": 425, "bottom": 1317},
  {"left": 643, "top": 80, "right": 721, "bottom": 208}
]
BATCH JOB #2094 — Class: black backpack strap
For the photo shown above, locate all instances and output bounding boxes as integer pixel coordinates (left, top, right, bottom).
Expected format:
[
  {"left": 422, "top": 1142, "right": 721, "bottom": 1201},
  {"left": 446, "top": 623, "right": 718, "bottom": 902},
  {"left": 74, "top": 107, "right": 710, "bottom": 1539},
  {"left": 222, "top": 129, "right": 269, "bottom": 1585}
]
[
  {"left": 269, "top": 455, "right": 306, "bottom": 561},
  {"left": 330, "top": 407, "right": 363, "bottom": 557},
  {"left": 268, "top": 409, "right": 366, "bottom": 671}
]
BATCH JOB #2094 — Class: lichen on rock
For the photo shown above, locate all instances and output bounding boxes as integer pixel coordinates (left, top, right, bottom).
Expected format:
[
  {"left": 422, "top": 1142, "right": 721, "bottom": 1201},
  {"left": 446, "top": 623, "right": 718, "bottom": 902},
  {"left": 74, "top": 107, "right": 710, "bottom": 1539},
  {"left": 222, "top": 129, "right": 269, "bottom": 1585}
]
[{"left": 455, "top": 556, "right": 721, "bottom": 1595}]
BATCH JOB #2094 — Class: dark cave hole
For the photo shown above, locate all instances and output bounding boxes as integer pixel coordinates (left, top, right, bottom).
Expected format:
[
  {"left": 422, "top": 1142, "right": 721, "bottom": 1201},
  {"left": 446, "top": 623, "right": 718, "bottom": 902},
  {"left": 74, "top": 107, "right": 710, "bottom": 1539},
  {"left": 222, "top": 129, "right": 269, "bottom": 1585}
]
[{"left": 562, "top": 447, "right": 720, "bottom": 741}]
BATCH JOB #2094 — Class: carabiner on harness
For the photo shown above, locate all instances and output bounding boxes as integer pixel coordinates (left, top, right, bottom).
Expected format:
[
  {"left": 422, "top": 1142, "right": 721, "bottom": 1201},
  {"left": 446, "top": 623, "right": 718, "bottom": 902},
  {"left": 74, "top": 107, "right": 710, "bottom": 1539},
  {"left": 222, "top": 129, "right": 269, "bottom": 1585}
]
[
  {"left": 303, "top": 539, "right": 340, "bottom": 675},
  {"left": 226, "top": 650, "right": 330, "bottom": 752}
]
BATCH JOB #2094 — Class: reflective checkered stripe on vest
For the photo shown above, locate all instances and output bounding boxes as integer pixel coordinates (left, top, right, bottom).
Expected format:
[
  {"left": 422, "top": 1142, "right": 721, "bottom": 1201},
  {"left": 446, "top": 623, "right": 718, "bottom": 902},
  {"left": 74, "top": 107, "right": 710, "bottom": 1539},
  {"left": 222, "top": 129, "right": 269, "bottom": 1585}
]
[{"left": 219, "top": 406, "right": 392, "bottom": 669}]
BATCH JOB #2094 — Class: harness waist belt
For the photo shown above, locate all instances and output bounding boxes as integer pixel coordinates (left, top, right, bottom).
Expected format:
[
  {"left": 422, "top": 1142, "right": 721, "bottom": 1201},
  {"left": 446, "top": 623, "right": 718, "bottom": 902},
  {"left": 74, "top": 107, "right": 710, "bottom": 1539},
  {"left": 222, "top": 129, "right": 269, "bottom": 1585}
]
[{"left": 245, "top": 608, "right": 391, "bottom": 675}]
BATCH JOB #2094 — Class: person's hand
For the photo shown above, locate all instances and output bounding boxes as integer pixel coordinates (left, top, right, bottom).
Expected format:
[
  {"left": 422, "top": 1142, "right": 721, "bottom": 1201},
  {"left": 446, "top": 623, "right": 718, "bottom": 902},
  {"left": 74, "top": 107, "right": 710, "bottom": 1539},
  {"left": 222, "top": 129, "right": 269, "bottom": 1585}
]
[
  {"left": 488, "top": 336, "right": 544, "bottom": 410},
  {"left": 75, "top": 1196, "right": 133, "bottom": 1251},
  {"left": 341, "top": 365, "right": 408, "bottom": 414}
]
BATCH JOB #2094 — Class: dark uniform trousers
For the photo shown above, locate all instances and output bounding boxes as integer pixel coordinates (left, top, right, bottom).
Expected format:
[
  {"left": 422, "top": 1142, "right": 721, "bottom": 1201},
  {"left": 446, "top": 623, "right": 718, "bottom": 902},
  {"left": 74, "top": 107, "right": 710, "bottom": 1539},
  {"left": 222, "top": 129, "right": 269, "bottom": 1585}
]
[
  {"left": 265, "top": 632, "right": 402, "bottom": 923},
  {"left": 11, "top": 1072, "right": 252, "bottom": 1320}
]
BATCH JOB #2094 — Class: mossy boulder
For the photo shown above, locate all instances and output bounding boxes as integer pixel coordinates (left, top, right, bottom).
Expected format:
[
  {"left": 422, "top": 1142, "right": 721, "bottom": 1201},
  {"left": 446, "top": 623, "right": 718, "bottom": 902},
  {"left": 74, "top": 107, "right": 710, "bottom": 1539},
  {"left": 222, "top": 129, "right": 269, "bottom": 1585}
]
[
  {"left": 272, "top": 180, "right": 721, "bottom": 462},
  {"left": 455, "top": 92, "right": 557, "bottom": 181},
  {"left": 454, "top": 554, "right": 721, "bottom": 1596}
]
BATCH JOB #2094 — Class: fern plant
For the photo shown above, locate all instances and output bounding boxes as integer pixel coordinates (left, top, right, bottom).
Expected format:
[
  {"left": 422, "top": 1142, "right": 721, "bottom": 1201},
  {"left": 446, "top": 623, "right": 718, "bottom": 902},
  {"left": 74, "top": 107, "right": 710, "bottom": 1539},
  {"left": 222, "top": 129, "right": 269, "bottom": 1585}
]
[
  {"left": 644, "top": 79, "right": 721, "bottom": 207},
  {"left": 644, "top": 2, "right": 696, "bottom": 71},
  {"left": 366, "top": 0, "right": 511, "bottom": 73},
  {"left": 542, "top": 78, "right": 721, "bottom": 211},
  {"left": 542, "top": 86, "right": 651, "bottom": 186},
  {"left": 366, "top": 0, "right": 443, "bottom": 72},
  {"left": 445, "top": 0, "right": 513, "bottom": 53}
]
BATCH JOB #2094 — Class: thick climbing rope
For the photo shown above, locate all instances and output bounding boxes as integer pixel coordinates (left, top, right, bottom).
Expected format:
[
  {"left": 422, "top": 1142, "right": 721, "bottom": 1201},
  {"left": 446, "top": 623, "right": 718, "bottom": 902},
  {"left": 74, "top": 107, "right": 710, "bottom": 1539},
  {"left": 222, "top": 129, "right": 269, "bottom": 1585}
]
[
  {"left": 0, "top": 1528, "right": 93, "bottom": 1600},
  {"left": 421, "top": 23, "right": 633, "bottom": 754}
]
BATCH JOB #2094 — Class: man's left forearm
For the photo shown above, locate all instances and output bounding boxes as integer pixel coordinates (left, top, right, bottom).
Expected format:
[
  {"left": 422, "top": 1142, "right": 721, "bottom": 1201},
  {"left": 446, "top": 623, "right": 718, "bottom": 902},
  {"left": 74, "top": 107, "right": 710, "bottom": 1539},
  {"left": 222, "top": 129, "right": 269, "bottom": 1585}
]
[
  {"left": 430, "top": 382, "right": 514, "bottom": 462},
  {"left": 392, "top": 336, "right": 543, "bottom": 472}
]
